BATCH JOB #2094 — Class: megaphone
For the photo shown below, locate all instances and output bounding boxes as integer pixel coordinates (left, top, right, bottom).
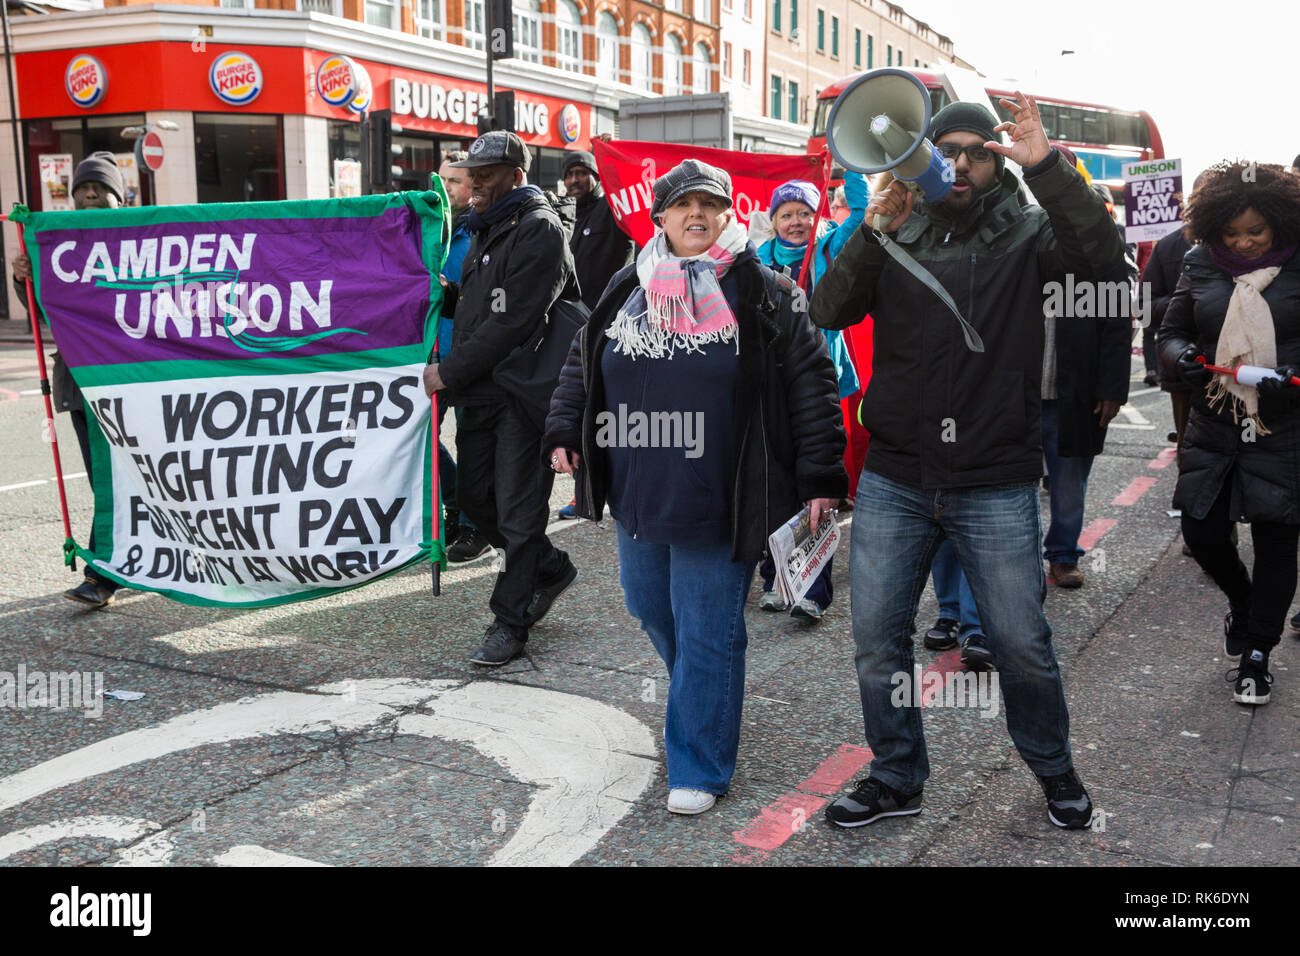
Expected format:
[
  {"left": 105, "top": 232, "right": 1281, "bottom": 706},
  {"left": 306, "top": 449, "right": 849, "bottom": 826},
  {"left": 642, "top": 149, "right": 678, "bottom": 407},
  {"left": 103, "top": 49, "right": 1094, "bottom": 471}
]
[{"left": 825, "top": 68, "right": 952, "bottom": 221}]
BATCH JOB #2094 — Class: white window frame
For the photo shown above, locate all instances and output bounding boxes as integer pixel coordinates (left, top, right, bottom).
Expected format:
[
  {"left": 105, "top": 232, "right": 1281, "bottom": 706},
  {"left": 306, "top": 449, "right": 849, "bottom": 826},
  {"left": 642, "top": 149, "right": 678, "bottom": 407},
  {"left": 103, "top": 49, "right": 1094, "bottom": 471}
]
[
  {"left": 742, "top": 47, "right": 751, "bottom": 86},
  {"left": 693, "top": 41, "right": 710, "bottom": 93},
  {"left": 631, "top": 23, "right": 653, "bottom": 93},
  {"left": 364, "top": 0, "right": 396, "bottom": 30},
  {"left": 463, "top": 0, "right": 485, "bottom": 51},
  {"left": 415, "top": 0, "right": 445, "bottom": 40},
  {"left": 513, "top": 0, "right": 543, "bottom": 64},
  {"left": 555, "top": 0, "right": 583, "bottom": 73},
  {"left": 694, "top": 0, "right": 710, "bottom": 22},
  {"left": 597, "top": 12, "right": 620, "bottom": 81},
  {"left": 663, "top": 33, "right": 684, "bottom": 96}
]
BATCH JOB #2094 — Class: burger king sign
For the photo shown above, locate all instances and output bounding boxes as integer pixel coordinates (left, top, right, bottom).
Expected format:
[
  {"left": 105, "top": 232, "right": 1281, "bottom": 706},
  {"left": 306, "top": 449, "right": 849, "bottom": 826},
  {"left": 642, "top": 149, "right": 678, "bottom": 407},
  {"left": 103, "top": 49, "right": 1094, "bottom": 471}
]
[
  {"left": 209, "top": 51, "right": 263, "bottom": 106},
  {"left": 316, "top": 55, "right": 360, "bottom": 108},
  {"left": 65, "top": 55, "right": 108, "bottom": 109}
]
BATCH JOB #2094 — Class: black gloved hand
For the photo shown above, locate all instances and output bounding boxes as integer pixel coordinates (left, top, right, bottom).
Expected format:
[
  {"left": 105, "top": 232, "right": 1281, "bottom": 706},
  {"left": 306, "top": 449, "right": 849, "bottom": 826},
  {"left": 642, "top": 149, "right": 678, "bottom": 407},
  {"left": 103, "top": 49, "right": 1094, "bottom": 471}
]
[
  {"left": 1257, "top": 365, "right": 1300, "bottom": 407},
  {"left": 1176, "top": 346, "right": 1213, "bottom": 386}
]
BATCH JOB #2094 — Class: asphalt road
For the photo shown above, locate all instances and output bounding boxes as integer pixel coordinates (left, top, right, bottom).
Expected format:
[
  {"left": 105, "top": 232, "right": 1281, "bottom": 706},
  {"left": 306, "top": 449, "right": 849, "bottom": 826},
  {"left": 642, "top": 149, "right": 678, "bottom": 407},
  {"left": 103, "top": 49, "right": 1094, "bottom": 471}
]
[{"left": 0, "top": 337, "right": 1295, "bottom": 868}]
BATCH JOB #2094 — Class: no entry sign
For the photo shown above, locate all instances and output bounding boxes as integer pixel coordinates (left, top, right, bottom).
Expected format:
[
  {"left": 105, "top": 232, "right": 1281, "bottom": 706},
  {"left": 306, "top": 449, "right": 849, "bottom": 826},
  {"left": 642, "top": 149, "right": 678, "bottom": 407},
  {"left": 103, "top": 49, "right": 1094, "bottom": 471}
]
[{"left": 140, "top": 130, "right": 164, "bottom": 172}]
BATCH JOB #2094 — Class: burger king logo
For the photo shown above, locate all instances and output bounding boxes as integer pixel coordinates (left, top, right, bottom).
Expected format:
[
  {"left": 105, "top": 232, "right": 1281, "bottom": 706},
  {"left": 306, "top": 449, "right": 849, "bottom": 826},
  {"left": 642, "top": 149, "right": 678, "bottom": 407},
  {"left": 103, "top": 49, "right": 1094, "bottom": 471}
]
[
  {"left": 65, "top": 55, "right": 107, "bottom": 109},
  {"left": 316, "top": 55, "right": 359, "bottom": 107},
  {"left": 347, "top": 62, "right": 373, "bottom": 114},
  {"left": 558, "top": 104, "right": 581, "bottom": 145},
  {"left": 209, "top": 51, "right": 263, "bottom": 106}
]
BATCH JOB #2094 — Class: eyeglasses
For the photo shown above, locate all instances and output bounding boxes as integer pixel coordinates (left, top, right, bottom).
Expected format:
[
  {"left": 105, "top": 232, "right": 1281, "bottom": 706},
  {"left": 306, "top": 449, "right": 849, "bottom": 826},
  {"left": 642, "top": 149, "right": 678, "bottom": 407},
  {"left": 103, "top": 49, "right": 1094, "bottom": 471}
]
[{"left": 935, "top": 143, "right": 996, "bottom": 164}]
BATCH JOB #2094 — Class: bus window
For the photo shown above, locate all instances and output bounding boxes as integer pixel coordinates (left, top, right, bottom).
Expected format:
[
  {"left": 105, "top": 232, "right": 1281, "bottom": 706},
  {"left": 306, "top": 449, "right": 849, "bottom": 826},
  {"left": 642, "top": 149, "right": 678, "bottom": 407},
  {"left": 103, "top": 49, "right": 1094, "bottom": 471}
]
[
  {"left": 1056, "top": 106, "right": 1082, "bottom": 142},
  {"left": 929, "top": 88, "right": 950, "bottom": 116},
  {"left": 811, "top": 97, "right": 833, "bottom": 138},
  {"left": 1082, "top": 110, "right": 1105, "bottom": 144}
]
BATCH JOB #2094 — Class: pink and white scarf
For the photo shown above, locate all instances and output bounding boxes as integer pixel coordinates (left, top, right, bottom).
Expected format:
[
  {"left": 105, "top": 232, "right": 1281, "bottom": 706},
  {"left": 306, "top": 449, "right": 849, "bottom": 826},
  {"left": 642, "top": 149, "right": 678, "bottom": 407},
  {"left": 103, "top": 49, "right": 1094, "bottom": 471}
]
[{"left": 608, "top": 217, "right": 750, "bottom": 359}]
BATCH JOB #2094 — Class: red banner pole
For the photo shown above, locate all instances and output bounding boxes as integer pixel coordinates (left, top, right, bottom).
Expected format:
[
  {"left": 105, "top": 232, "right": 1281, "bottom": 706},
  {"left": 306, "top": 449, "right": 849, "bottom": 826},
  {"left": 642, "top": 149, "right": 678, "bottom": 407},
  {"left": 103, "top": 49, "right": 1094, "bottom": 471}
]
[
  {"left": 796, "top": 150, "right": 832, "bottom": 291},
  {"left": 430, "top": 380, "right": 442, "bottom": 596},
  {"left": 14, "top": 221, "right": 76, "bottom": 563}
]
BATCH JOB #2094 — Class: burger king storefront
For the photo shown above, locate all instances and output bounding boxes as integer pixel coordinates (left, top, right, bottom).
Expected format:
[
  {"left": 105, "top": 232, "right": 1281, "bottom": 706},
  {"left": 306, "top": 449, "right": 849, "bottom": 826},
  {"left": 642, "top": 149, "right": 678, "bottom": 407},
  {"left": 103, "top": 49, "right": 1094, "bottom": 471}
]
[{"left": 11, "top": 6, "right": 612, "bottom": 213}]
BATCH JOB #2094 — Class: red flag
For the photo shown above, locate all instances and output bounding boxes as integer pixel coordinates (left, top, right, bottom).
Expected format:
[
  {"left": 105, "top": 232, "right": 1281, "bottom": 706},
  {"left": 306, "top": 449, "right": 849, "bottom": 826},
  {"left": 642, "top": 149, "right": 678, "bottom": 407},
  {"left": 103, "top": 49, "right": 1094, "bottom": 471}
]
[{"left": 592, "top": 140, "right": 829, "bottom": 248}]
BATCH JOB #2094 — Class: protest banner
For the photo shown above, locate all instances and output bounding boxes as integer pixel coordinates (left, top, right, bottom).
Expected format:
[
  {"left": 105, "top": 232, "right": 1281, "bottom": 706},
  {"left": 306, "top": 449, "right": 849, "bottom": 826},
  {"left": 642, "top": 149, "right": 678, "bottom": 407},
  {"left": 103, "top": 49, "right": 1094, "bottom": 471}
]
[
  {"left": 591, "top": 140, "right": 829, "bottom": 248},
  {"left": 1123, "top": 157, "right": 1183, "bottom": 243},
  {"left": 12, "top": 190, "right": 449, "bottom": 607}
]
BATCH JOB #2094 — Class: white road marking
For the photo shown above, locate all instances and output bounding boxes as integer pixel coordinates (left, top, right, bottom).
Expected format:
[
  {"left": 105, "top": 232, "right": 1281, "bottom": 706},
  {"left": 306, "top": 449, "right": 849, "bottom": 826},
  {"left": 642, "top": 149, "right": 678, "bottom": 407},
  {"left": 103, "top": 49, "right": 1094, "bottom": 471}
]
[
  {"left": 0, "top": 815, "right": 158, "bottom": 862},
  {"left": 1124, "top": 386, "right": 1163, "bottom": 399},
  {"left": 108, "top": 829, "right": 177, "bottom": 866},
  {"left": 0, "top": 472, "right": 87, "bottom": 494},
  {"left": 0, "top": 678, "right": 657, "bottom": 867},
  {"left": 1117, "top": 404, "right": 1151, "bottom": 426},
  {"left": 214, "top": 846, "right": 331, "bottom": 867},
  {"left": 401, "top": 680, "right": 657, "bottom": 867}
]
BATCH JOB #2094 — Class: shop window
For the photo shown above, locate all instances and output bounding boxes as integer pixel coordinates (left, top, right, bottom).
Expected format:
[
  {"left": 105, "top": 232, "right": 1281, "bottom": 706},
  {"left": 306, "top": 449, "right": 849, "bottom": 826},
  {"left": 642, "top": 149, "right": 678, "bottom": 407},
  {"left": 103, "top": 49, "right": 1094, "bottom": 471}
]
[
  {"left": 23, "top": 113, "right": 152, "bottom": 211},
  {"left": 193, "top": 113, "right": 284, "bottom": 204}
]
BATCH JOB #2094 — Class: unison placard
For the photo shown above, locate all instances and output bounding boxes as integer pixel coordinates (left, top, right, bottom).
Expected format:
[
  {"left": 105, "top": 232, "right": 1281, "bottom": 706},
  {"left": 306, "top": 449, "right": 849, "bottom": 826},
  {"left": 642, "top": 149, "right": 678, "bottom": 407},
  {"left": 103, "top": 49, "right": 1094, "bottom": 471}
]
[{"left": 14, "top": 190, "right": 449, "bottom": 606}]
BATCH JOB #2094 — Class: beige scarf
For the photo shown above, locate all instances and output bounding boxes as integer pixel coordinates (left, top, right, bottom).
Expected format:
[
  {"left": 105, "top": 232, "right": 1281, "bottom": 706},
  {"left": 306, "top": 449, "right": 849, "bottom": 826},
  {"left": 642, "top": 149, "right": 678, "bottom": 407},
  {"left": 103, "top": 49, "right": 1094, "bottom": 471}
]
[{"left": 1206, "top": 266, "right": 1282, "bottom": 435}]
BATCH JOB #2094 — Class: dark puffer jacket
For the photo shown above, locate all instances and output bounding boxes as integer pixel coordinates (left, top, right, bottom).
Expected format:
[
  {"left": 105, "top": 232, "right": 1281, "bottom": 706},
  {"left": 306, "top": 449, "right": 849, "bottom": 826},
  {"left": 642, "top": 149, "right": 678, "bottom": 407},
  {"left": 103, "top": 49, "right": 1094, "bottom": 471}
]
[
  {"left": 570, "top": 186, "right": 636, "bottom": 311},
  {"left": 1156, "top": 245, "right": 1300, "bottom": 523},
  {"left": 543, "top": 251, "right": 848, "bottom": 563},
  {"left": 810, "top": 150, "right": 1126, "bottom": 489}
]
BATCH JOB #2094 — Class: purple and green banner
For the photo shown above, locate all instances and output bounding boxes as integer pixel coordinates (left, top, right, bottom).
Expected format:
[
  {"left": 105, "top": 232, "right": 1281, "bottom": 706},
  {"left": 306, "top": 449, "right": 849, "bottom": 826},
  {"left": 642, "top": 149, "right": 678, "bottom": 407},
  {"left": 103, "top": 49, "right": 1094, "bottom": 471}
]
[{"left": 13, "top": 190, "right": 449, "bottom": 607}]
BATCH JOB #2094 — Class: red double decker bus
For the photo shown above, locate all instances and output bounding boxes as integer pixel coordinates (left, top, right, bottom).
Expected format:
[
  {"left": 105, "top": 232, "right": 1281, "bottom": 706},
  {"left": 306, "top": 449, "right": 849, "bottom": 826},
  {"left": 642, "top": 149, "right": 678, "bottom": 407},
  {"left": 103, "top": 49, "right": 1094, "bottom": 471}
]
[{"left": 809, "top": 68, "right": 1165, "bottom": 207}]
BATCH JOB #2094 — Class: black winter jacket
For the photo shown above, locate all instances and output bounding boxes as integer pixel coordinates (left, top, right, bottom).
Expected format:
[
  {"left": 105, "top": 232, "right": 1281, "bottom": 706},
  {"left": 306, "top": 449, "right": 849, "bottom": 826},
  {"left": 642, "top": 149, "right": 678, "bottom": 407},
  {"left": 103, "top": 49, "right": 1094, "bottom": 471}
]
[
  {"left": 1143, "top": 229, "right": 1193, "bottom": 392},
  {"left": 1156, "top": 245, "right": 1300, "bottom": 523},
  {"left": 570, "top": 186, "right": 636, "bottom": 311},
  {"left": 543, "top": 252, "right": 848, "bottom": 563},
  {"left": 810, "top": 150, "right": 1127, "bottom": 489},
  {"left": 439, "top": 190, "right": 580, "bottom": 407}
]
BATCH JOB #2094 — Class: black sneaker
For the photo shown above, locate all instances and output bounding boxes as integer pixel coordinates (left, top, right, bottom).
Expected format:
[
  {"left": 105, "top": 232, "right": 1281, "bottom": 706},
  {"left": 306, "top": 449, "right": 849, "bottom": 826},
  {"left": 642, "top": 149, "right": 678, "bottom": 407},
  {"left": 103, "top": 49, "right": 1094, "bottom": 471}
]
[
  {"left": 1224, "top": 607, "right": 1249, "bottom": 661},
  {"left": 64, "top": 578, "right": 117, "bottom": 608},
  {"left": 1228, "top": 649, "right": 1272, "bottom": 705},
  {"left": 522, "top": 559, "right": 578, "bottom": 627},
  {"left": 1038, "top": 769, "right": 1093, "bottom": 829},
  {"left": 960, "top": 634, "right": 994, "bottom": 671},
  {"left": 470, "top": 622, "right": 527, "bottom": 667},
  {"left": 446, "top": 529, "right": 493, "bottom": 563},
  {"left": 1290, "top": 611, "right": 1300, "bottom": 634},
  {"left": 923, "top": 617, "right": 959, "bottom": 650},
  {"left": 1143, "top": 371, "right": 1159, "bottom": 387},
  {"left": 825, "top": 777, "right": 923, "bottom": 829}
]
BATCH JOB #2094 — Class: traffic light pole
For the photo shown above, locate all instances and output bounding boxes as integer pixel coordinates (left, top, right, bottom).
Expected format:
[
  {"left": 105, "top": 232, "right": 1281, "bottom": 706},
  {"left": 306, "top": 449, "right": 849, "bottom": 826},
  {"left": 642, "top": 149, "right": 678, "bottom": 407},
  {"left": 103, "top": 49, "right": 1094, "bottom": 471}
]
[{"left": 484, "top": 0, "right": 495, "bottom": 130}]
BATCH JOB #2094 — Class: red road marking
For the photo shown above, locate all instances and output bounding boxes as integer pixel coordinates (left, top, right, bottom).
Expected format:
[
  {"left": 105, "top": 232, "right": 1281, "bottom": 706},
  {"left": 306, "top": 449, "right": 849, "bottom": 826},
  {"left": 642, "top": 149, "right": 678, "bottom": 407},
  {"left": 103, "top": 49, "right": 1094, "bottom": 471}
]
[
  {"left": 1077, "top": 518, "right": 1117, "bottom": 552},
  {"left": 732, "top": 743, "right": 873, "bottom": 861},
  {"left": 1148, "top": 447, "right": 1177, "bottom": 470},
  {"left": 1112, "top": 476, "right": 1158, "bottom": 506},
  {"left": 795, "top": 743, "right": 876, "bottom": 795},
  {"left": 919, "top": 648, "right": 964, "bottom": 707},
  {"left": 0, "top": 388, "right": 18, "bottom": 403}
]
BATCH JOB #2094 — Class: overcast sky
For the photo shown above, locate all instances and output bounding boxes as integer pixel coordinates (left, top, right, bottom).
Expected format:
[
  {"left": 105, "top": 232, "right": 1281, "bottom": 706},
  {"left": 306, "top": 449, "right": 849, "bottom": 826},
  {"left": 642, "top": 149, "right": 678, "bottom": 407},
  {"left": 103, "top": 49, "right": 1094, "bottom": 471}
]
[{"left": 899, "top": 0, "right": 1296, "bottom": 180}]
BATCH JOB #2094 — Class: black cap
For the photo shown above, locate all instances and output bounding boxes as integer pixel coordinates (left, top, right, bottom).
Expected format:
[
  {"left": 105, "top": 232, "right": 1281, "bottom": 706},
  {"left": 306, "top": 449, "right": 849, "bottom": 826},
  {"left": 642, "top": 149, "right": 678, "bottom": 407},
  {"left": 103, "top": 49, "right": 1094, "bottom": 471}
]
[
  {"left": 72, "top": 151, "right": 125, "bottom": 202},
  {"left": 649, "top": 159, "right": 732, "bottom": 221},
  {"left": 451, "top": 130, "right": 531, "bottom": 172},
  {"left": 562, "top": 150, "right": 598, "bottom": 180}
]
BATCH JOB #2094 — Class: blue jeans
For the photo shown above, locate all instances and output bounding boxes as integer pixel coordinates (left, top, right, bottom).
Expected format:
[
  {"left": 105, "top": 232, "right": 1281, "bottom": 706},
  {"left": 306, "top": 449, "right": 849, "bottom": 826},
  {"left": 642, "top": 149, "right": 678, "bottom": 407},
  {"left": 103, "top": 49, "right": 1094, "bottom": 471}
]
[
  {"left": 849, "top": 469, "right": 1074, "bottom": 794},
  {"left": 929, "top": 538, "right": 982, "bottom": 639},
  {"left": 1041, "top": 399, "right": 1093, "bottom": 564},
  {"left": 617, "top": 524, "right": 756, "bottom": 794}
]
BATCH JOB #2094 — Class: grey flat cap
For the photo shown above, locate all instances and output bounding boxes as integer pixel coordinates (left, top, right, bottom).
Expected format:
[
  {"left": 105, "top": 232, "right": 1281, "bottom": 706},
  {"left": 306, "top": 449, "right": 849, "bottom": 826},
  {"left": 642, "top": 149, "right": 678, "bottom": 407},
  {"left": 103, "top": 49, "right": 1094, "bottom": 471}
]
[{"left": 650, "top": 159, "right": 733, "bottom": 220}]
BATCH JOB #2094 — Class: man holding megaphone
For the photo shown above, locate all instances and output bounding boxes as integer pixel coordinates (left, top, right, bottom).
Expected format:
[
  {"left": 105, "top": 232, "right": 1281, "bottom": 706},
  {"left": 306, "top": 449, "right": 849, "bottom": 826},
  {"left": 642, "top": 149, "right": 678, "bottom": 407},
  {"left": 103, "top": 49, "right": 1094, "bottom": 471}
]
[{"left": 811, "top": 91, "right": 1127, "bottom": 833}]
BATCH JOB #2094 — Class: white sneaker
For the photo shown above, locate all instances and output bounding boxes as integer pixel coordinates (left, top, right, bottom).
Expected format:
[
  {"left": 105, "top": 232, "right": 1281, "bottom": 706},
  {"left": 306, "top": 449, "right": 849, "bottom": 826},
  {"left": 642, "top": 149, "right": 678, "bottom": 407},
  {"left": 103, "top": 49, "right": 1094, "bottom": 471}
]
[
  {"left": 759, "top": 591, "right": 790, "bottom": 612},
  {"left": 667, "top": 788, "right": 716, "bottom": 814},
  {"left": 791, "top": 599, "right": 823, "bottom": 621}
]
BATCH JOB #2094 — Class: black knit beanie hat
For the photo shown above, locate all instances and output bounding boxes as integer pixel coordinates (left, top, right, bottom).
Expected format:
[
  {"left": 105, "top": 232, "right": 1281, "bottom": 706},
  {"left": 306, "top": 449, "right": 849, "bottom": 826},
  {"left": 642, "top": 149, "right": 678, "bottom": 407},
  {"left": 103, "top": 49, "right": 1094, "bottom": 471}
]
[
  {"left": 928, "top": 102, "right": 1004, "bottom": 176},
  {"left": 72, "top": 151, "right": 125, "bottom": 202}
]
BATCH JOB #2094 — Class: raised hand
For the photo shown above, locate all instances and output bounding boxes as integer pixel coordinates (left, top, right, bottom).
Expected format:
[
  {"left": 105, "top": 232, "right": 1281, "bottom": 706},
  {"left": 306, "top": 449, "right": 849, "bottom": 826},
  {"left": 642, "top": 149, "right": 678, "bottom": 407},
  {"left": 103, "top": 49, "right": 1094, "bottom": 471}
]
[{"left": 986, "top": 91, "right": 1052, "bottom": 169}]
